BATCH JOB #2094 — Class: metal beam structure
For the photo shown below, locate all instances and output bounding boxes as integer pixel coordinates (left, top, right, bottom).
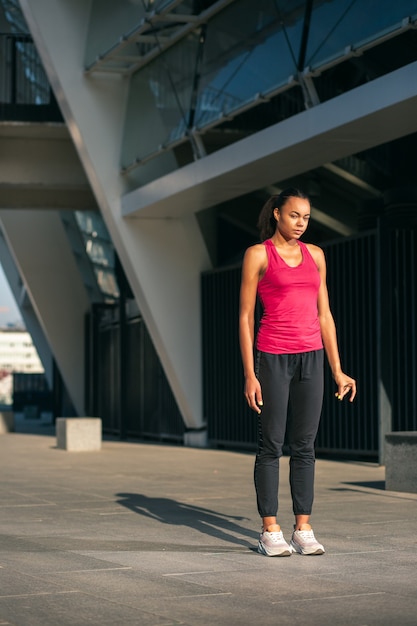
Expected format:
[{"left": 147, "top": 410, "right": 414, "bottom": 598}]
[
  {"left": 84, "top": 0, "right": 238, "bottom": 75},
  {"left": 122, "top": 61, "right": 417, "bottom": 220}
]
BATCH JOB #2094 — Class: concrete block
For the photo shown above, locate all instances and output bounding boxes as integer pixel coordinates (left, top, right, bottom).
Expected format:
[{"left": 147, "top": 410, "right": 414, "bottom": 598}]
[
  {"left": 56, "top": 417, "right": 101, "bottom": 451},
  {"left": 184, "top": 428, "right": 207, "bottom": 448},
  {"left": 0, "top": 411, "right": 14, "bottom": 434},
  {"left": 385, "top": 431, "right": 417, "bottom": 494}
]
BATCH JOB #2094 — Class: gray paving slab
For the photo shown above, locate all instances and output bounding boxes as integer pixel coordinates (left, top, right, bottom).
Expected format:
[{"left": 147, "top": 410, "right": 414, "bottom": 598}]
[{"left": 0, "top": 423, "right": 416, "bottom": 626}]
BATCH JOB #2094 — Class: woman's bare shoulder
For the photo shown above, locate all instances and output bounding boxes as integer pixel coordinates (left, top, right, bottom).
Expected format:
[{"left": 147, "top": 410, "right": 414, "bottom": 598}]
[
  {"left": 242, "top": 242, "right": 268, "bottom": 275},
  {"left": 305, "top": 242, "right": 325, "bottom": 265},
  {"left": 304, "top": 242, "right": 323, "bottom": 254},
  {"left": 244, "top": 242, "right": 267, "bottom": 263},
  {"left": 245, "top": 242, "right": 266, "bottom": 255}
]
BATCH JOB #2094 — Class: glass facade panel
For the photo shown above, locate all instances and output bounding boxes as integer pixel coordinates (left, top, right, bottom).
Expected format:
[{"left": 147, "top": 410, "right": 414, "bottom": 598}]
[
  {"left": 122, "top": 31, "right": 199, "bottom": 166},
  {"left": 94, "top": 268, "right": 119, "bottom": 299},
  {"left": 121, "top": 0, "right": 417, "bottom": 171},
  {"left": 75, "top": 211, "right": 119, "bottom": 299},
  {"left": 0, "top": 0, "right": 29, "bottom": 33},
  {"left": 75, "top": 211, "right": 111, "bottom": 241},
  {"left": 306, "top": 0, "right": 417, "bottom": 69},
  {"left": 194, "top": 0, "right": 303, "bottom": 127},
  {"left": 85, "top": 0, "right": 200, "bottom": 69},
  {"left": 122, "top": 0, "right": 307, "bottom": 164},
  {"left": 0, "top": 1, "right": 52, "bottom": 107},
  {"left": 85, "top": 0, "right": 191, "bottom": 69}
]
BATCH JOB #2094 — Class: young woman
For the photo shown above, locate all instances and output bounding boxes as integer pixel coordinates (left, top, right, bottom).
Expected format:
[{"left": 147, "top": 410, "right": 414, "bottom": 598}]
[{"left": 239, "top": 188, "right": 356, "bottom": 557}]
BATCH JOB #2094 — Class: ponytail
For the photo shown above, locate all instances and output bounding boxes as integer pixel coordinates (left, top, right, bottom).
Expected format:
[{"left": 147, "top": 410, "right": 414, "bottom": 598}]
[{"left": 257, "top": 187, "right": 310, "bottom": 241}]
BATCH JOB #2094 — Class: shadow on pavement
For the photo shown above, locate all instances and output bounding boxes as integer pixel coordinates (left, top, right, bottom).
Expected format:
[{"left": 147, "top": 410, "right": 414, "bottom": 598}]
[
  {"left": 332, "top": 481, "right": 386, "bottom": 491},
  {"left": 116, "top": 492, "right": 256, "bottom": 548}
]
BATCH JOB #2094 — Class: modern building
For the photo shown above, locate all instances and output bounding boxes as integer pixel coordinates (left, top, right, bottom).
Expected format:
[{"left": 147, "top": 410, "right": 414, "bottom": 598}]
[
  {"left": 0, "top": 326, "right": 44, "bottom": 404},
  {"left": 0, "top": 0, "right": 416, "bottom": 460},
  {"left": 0, "top": 327, "right": 43, "bottom": 372}
]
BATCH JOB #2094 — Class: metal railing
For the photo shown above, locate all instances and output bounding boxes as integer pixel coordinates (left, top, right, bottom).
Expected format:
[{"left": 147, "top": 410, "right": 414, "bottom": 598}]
[
  {"left": 318, "top": 232, "right": 379, "bottom": 457},
  {"left": 85, "top": 304, "right": 185, "bottom": 442},
  {"left": 0, "top": 32, "right": 62, "bottom": 121}
]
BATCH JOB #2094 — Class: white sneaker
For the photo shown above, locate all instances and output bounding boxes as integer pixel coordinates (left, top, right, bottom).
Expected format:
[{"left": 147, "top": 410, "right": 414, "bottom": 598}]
[
  {"left": 290, "top": 526, "right": 325, "bottom": 555},
  {"left": 258, "top": 530, "right": 292, "bottom": 557}
]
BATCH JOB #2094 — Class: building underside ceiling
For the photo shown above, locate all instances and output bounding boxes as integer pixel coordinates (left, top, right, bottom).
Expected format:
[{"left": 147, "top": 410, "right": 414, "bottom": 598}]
[
  {"left": 206, "top": 129, "right": 417, "bottom": 267},
  {"left": 0, "top": 123, "right": 97, "bottom": 211}
]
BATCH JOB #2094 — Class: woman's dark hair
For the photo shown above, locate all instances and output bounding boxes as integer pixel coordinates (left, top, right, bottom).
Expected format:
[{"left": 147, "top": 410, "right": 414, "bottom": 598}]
[{"left": 257, "top": 187, "right": 310, "bottom": 241}]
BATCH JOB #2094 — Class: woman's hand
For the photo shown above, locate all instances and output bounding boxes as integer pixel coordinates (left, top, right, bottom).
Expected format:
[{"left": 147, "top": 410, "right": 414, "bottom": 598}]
[
  {"left": 334, "top": 372, "right": 356, "bottom": 402},
  {"left": 244, "top": 375, "right": 263, "bottom": 414}
]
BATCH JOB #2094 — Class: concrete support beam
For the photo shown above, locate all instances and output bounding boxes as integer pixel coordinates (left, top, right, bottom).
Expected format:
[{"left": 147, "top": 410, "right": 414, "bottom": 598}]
[
  {"left": 20, "top": 0, "right": 211, "bottom": 429},
  {"left": 0, "top": 229, "right": 53, "bottom": 386},
  {"left": 0, "top": 210, "right": 90, "bottom": 415},
  {"left": 122, "top": 215, "right": 210, "bottom": 428},
  {"left": 0, "top": 123, "right": 97, "bottom": 211},
  {"left": 0, "top": 412, "right": 14, "bottom": 434}
]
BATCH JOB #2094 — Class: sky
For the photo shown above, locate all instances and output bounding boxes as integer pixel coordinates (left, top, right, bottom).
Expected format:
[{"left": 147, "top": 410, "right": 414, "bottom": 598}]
[{"left": 0, "top": 263, "right": 23, "bottom": 327}]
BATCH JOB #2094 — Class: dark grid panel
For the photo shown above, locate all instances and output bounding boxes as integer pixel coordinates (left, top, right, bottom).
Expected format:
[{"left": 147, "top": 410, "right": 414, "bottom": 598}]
[
  {"left": 89, "top": 307, "right": 184, "bottom": 442},
  {"left": 0, "top": 33, "right": 63, "bottom": 122},
  {"left": 96, "top": 321, "right": 120, "bottom": 434},
  {"left": 133, "top": 319, "right": 184, "bottom": 442},
  {"left": 202, "top": 232, "right": 380, "bottom": 458},
  {"left": 383, "top": 227, "right": 417, "bottom": 432},
  {"left": 202, "top": 266, "right": 257, "bottom": 449},
  {"left": 319, "top": 232, "right": 379, "bottom": 458}
]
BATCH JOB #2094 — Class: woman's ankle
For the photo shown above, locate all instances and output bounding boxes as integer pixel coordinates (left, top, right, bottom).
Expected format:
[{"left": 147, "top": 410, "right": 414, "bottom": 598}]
[
  {"left": 263, "top": 523, "right": 281, "bottom": 533},
  {"left": 294, "top": 515, "right": 311, "bottom": 531}
]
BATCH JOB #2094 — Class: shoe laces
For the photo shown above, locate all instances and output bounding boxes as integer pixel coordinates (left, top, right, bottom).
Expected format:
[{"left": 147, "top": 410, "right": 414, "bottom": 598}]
[
  {"left": 296, "top": 529, "right": 315, "bottom": 540},
  {"left": 264, "top": 530, "right": 284, "bottom": 542}
]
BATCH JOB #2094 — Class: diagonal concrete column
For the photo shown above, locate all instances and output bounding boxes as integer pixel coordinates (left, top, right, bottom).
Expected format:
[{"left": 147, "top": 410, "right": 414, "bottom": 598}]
[
  {"left": 20, "top": 0, "right": 211, "bottom": 430},
  {"left": 0, "top": 228, "right": 53, "bottom": 387},
  {"left": 0, "top": 210, "right": 90, "bottom": 415},
  {"left": 119, "top": 214, "right": 210, "bottom": 428}
]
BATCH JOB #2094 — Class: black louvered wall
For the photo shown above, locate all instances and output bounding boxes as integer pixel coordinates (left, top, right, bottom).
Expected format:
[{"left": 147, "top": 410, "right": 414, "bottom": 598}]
[{"left": 202, "top": 216, "right": 417, "bottom": 461}]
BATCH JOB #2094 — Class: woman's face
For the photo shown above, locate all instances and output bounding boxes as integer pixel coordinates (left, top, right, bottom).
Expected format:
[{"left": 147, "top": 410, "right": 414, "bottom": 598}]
[{"left": 274, "top": 196, "right": 311, "bottom": 240}]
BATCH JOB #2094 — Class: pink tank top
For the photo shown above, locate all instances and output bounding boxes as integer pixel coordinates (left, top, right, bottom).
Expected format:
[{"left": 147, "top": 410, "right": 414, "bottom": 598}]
[{"left": 256, "top": 239, "right": 323, "bottom": 354}]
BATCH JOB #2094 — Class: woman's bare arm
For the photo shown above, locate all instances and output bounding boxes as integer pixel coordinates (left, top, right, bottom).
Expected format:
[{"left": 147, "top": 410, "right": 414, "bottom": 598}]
[
  {"left": 239, "top": 245, "right": 266, "bottom": 413},
  {"left": 307, "top": 244, "right": 356, "bottom": 402}
]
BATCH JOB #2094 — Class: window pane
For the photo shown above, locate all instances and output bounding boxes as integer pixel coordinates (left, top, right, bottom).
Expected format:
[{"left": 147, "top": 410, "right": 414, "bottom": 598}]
[
  {"left": 306, "top": 0, "right": 417, "bottom": 70},
  {"left": 195, "top": 0, "right": 303, "bottom": 127}
]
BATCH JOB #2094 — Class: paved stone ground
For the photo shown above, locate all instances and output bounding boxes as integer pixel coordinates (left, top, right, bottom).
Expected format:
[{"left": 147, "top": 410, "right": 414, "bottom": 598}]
[{"left": 0, "top": 418, "right": 416, "bottom": 625}]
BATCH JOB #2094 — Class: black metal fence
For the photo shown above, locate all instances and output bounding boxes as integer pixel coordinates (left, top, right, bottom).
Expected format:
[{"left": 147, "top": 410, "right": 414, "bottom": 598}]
[
  {"left": 379, "top": 221, "right": 417, "bottom": 432},
  {"left": 202, "top": 265, "right": 257, "bottom": 449},
  {"left": 0, "top": 32, "right": 62, "bottom": 121},
  {"left": 319, "top": 232, "right": 379, "bottom": 456},
  {"left": 83, "top": 218, "right": 416, "bottom": 457},
  {"left": 85, "top": 304, "right": 185, "bottom": 442},
  {"left": 202, "top": 218, "right": 417, "bottom": 460}
]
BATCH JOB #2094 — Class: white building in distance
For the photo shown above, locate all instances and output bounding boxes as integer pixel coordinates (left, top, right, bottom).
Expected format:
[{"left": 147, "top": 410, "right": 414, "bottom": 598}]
[{"left": 0, "top": 327, "right": 43, "bottom": 405}]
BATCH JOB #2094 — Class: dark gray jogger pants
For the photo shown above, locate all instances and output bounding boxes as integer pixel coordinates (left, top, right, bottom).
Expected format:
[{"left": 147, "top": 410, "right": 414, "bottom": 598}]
[{"left": 254, "top": 349, "right": 324, "bottom": 518}]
